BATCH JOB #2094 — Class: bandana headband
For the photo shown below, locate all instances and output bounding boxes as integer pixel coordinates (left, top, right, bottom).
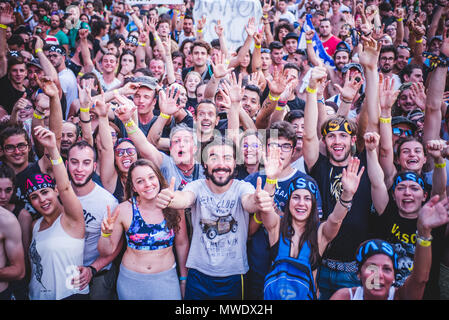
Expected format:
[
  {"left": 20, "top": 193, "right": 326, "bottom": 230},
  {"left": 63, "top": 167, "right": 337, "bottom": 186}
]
[
  {"left": 392, "top": 172, "right": 425, "bottom": 192},
  {"left": 356, "top": 239, "right": 398, "bottom": 271},
  {"left": 26, "top": 174, "right": 56, "bottom": 198},
  {"left": 322, "top": 118, "right": 353, "bottom": 137}
]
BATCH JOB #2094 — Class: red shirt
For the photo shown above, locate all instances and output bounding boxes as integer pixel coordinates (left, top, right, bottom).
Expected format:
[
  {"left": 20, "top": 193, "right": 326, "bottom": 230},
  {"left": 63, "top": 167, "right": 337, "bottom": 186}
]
[{"left": 321, "top": 35, "right": 341, "bottom": 57}]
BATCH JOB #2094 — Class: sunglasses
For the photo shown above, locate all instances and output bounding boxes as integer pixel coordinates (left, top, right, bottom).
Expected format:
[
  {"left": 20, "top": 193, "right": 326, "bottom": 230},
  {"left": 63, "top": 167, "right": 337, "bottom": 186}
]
[
  {"left": 115, "top": 147, "right": 137, "bottom": 157},
  {"left": 261, "top": 48, "right": 271, "bottom": 53},
  {"left": 392, "top": 127, "right": 413, "bottom": 137}
]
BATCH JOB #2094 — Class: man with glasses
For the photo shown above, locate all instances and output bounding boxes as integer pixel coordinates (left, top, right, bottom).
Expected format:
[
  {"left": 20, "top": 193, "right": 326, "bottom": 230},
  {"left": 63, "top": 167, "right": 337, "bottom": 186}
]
[
  {"left": 244, "top": 121, "right": 322, "bottom": 299},
  {"left": 379, "top": 45, "right": 401, "bottom": 90},
  {"left": 0, "top": 126, "right": 41, "bottom": 218}
]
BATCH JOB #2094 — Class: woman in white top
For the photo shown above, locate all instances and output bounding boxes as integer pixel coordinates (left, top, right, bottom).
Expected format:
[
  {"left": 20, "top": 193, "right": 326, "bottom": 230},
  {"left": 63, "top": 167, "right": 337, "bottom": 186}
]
[
  {"left": 27, "top": 126, "right": 87, "bottom": 300},
  {"left": 331, "top": 194, "right": 449, "bottom": 300}
]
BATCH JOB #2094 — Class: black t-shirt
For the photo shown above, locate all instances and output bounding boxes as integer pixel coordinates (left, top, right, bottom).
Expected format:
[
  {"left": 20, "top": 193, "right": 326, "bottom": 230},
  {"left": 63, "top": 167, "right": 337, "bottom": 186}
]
[
  {"left": 287, "top": 96, "right": 306, "bottom": 112},
  {"left": 0, "top": 75, "right": 27, "bottom": 114},
  {"left": 374, "top": 194, "right": 445, "bottom": 299},
  {"left": 306, "top": 150, "right": 375, "bottom": 261},
  {"left": 181, "top": 65, "right": 214, "bottom": 82}
]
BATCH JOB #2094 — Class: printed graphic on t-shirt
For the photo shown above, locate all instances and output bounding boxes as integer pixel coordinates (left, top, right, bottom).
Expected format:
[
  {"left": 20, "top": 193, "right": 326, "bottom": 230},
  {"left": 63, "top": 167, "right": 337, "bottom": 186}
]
[
  {"left": 197, "top": 196, "right": 239, "bottom": 259},
  {"left": 392, "top": 242, "right": 415, "bottom": 287},
  {"left": 29, "top": 239, "right": 46, "bottom": 290},
  {"left": 329, "top": 168, "right": 343, "bottom": 201}
]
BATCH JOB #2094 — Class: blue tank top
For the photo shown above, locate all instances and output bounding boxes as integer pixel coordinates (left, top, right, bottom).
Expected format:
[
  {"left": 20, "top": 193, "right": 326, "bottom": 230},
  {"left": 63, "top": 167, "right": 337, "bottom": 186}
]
[{"left": 125, "top": 197, "right": 175, "bottom": 250}]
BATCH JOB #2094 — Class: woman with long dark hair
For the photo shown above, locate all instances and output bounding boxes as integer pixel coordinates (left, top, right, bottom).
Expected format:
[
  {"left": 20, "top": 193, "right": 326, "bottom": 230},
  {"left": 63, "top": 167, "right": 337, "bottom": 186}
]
[
  {"left": 116, "top": 50, "right": 136, "bottom": 83},
  {"left": 255, "top": 154, "right": 364, "bottom": 300},
  {"left": 98, "top": 159, "right": 189, "bottom": 299}
]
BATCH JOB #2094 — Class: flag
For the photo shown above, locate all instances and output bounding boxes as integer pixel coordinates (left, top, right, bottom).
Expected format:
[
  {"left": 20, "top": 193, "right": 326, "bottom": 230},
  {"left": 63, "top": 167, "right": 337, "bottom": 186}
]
[{"left": 297, "top": 14, "right": 335, "bottom": 67}]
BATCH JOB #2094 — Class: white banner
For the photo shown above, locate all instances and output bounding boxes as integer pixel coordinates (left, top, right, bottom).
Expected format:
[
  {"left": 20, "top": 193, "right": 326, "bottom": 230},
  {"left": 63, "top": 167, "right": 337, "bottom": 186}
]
[
  {"left": 193, "top": 0, "right": 263, "bottom": 49},
  {"left": 126, "top": 0, "right": 184, "bottom": 5}
]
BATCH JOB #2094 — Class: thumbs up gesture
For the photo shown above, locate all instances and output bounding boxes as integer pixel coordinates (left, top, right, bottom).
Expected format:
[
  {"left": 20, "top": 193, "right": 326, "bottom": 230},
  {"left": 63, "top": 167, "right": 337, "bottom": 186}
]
[
  {"left": 156, "top": 177, "right": 176, "bottom": 209},
  {"left": 254, "top": 177, "right": 275, "bottom": 215}
]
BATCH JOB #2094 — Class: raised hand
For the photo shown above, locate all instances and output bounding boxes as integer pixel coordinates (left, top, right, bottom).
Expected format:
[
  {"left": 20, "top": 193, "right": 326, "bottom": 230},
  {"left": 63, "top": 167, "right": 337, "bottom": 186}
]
[
  {"left": 0, "top": 3, "right": 14, "bottom": 26},
  {"left": 340, "top": 157, "right": 365, "bottom": 200},
  {"left": 379, "top": 75, "right": 399, "bottom": 112},
  {"left": 197, "top": 15, "right": 206, "bottom": 31},
  {"left": 263, "top": 147, "right": 283, "bottom": 180},
  {"left": 35, "top": 76, "right": 59, "bottom": 98},
  {"left": 308, "top": 66, "right": 327, "bottom": 90},
  {"left": 266, "top": 65, "right": 293, "bottom": 97},
  {"left": 34, "top": 126, "right": 57, "bottom": 150},
  {"left": 426, "top": 140, "right": 447, "bottom": 161},
  {"left": 410, "top": 82, "right": 426, "bottom": 110},
  {"left": 305, "top": 30, "right": 315, "bottom": 41},
  {"left": 358, "top": 36, "right": 381, "bottom": 70},
  {"left": 77, "top": 78, "right": 94, "bottom": 108},
  {"left": 214, "top": 20, "right": 224, "bottom": 37},
  {"left": 245, "top": 17, "right": 257, "bottom": 38},
  {"left": 417, "top": 195, "right": 449, "bottom": 236},
  {"left": 334, "top": 70, "right": 364, "bottom": 104},
  {"left": 441, "top": 27, "right": 449, "bottom": 57},
  {"left": 113, "top": 93, "right": 137, "bottom": 123},
  {"left": 156, "top": 177, "right": 176, "bottom": 209},
  {"left": 210, "top": 51, "right": 234, "bottom": 79},
  {"left": 363, "top": 131, "right": 380, "bottom": 152},
  {"left": 101, "top": 205, "right": 119, "bottom": 235},
  {"left": 159, "top": 86, "right": 182, "bottom": 116},
  {"left": 221, "top": 72, "right": 243, "bottom": 103}
]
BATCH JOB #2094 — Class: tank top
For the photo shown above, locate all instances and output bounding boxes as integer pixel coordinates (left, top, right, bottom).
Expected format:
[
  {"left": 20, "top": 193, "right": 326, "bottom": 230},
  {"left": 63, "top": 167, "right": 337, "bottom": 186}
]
[
  {"left": 125, "top": 197, "right": 175, "bottom": 251},
  {"left": 348, "top": 286, "right": 396, "bottom": 300},
  {"left": 29, "top": 215, "right": 88, "bottom": 300}
]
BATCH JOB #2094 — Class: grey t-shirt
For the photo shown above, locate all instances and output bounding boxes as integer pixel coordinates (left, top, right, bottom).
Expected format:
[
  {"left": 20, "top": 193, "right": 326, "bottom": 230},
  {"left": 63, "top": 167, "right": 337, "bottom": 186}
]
[
  {"left": 160, "top": 152, "right": 205, "bottom": 191},
  {"left": 183, "top": 179, "right": 255, "bottom": 277}
]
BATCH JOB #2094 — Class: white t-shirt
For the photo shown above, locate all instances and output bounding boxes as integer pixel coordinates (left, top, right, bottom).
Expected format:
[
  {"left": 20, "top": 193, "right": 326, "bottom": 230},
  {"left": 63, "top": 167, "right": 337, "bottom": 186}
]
[
  {"left": 77, "top": 184, "right": 119, "bottom": 269},
  {"left": 58, "top": 68, "right": 78, "bottom": 120},
  {"left": 183, "top": 179, "right": 255, "bottom": 277},
  {"left": 92, "top": 69, "right": 122, "bottom": 92}
]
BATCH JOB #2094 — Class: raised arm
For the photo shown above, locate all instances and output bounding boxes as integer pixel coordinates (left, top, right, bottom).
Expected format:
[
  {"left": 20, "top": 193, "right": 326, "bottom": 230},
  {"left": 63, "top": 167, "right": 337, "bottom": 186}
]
[
  {"left": 364, "top": 131, "right": 390, "bottom": 214},
  {"left": 204, "top": 51, "right": 234, "bottom": 100},
  {"left": 98, "top": 205, "right": 124, "bottom": 257},
  {"left": 113, "top": 97, "right": 163, "bottom": 167},
  {"left": 77, "top": 79, "right": 95, "bottom": 146},
  {"left": 33, "top": 126, "right": 84, "bottom": 237},
  {"left": 156, "top": 177, "right": 196, "bottom": 210},
  {"left": 358, "top": 36, "right": 381, "bottom": 133},
  {"left": 0, "top": 4, "right": 14, "bottom": 78},
  {"left": 426, "top": 140, "right": 448, "bottom": 199},
  {"left": 318, "top": 157, "right": 364, "bottom": 255},
  {"left": 378, "top": 75, "right": 400, "bottom": 189},
  {"left": 228, "top": 17, "right": 256, "bottom": 70},
  {"left": 398, "top": 195, "right": 449, "bottom": 300},
  {"left": 79, "top": 28, "right": 95, "bottom": 73},
  {"left": 303, "top": 66, "right": 328, "bottom": 170}
]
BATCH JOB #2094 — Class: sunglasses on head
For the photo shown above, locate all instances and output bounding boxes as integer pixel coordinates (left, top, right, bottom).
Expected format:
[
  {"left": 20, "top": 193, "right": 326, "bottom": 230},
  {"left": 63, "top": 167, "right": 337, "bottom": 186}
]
[
  {"left": 392, "top": 127, "right": 413, "bottom": 137},
  {"left": 261, "top": 48, "right": 271, "bottom": 53}
]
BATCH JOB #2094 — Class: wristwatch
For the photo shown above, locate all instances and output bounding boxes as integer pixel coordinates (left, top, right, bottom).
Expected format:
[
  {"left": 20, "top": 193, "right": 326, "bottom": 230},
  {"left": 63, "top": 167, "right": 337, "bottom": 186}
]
[{"left": 88, "top": 265, "right": 98, "bottom": 277}]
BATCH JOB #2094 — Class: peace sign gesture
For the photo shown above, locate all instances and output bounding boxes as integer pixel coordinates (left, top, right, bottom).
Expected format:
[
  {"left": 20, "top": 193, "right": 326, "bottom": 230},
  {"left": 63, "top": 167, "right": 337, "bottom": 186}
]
[
  {"left": 101, "top": 205, "right": 120, "bottom": 235},
  {"left": 340, "top": 156, "right": 365, "bottom": 200}
]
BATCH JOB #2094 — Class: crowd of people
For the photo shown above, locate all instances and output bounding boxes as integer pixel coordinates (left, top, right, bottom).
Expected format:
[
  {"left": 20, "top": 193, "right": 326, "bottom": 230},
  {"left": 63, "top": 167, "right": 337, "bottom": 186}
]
[{"left": 0, "top": 0, "right": 449, "bottom": 301}]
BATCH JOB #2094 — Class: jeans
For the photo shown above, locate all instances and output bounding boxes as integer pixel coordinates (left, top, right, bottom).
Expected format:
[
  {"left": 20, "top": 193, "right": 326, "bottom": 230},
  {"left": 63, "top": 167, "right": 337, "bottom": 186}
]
[
  {"left": 185, "top": 268, "right": 245, "bottom": 300},
  {"left": 317, "top": 264, "right": 361, "bottom": 300}
]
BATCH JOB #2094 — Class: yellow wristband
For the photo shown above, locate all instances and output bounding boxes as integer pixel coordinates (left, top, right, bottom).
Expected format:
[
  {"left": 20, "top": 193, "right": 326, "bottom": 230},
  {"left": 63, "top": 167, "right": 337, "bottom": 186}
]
[
  {"left": 435, "top": 162, "right": 446, "bottom": 169},
  {"left": 78, "top": 72, "right": 84, "bottom": 77},
  {"left": 417, "top": 237, "right": 432, "bottom": 247},
  {"left": 35, "top": 48, "right": 43, "bottom": 54},
  {"left": 306, "top": 86, "right": 317, "bottom": 94},
  {"left": 51, "top": 157, "right": 63, "bottom": 165},
  {"left": 306, "top": 40, "right": 312, "bottom": 44},
  {"left": 275, "top": 106, "right": 284, "bottom": 111},
  {"left": 397, "top": 18, "right": 403, "bottom": 22},
  {"left": 125, "top": 120, "right": 136, "bottom": 127},
  {"left": 33, "top": 112, "right": 44, "bottom": 119},
  {"left": 268, "top": 92, "right": 280, "bottom": 101},
  {"left": 80, "top": 107, "right": 90, "bottom": 113},
  {"left": 138, "top": 42, "right": 146, "bottom": 47},
  {"left": 160, "top": 112, "right": 171, "bottom": 120},
  {"left": 101, "top": 232, "right": 112, "bottom": 238},
  {"left": 253, "top": 213, "right": 262, "bottom": 225},
  {"left": 254, "top": 44, "right": 261, "bottom": 49},
  {"left": 0, "top": 24, "right": 7, "bottom": 30},
  {"left": 266, "top": 178, "right": 278, "bottom": 185},
  {"left": 379, "top": 117, "right": 392, "bottom": 124},
  {"left": 415, "top": 38, "right": 423, "bottom": 43},
  {"left": 197, "top": 29, "right": 203, "bottom": 33}
]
